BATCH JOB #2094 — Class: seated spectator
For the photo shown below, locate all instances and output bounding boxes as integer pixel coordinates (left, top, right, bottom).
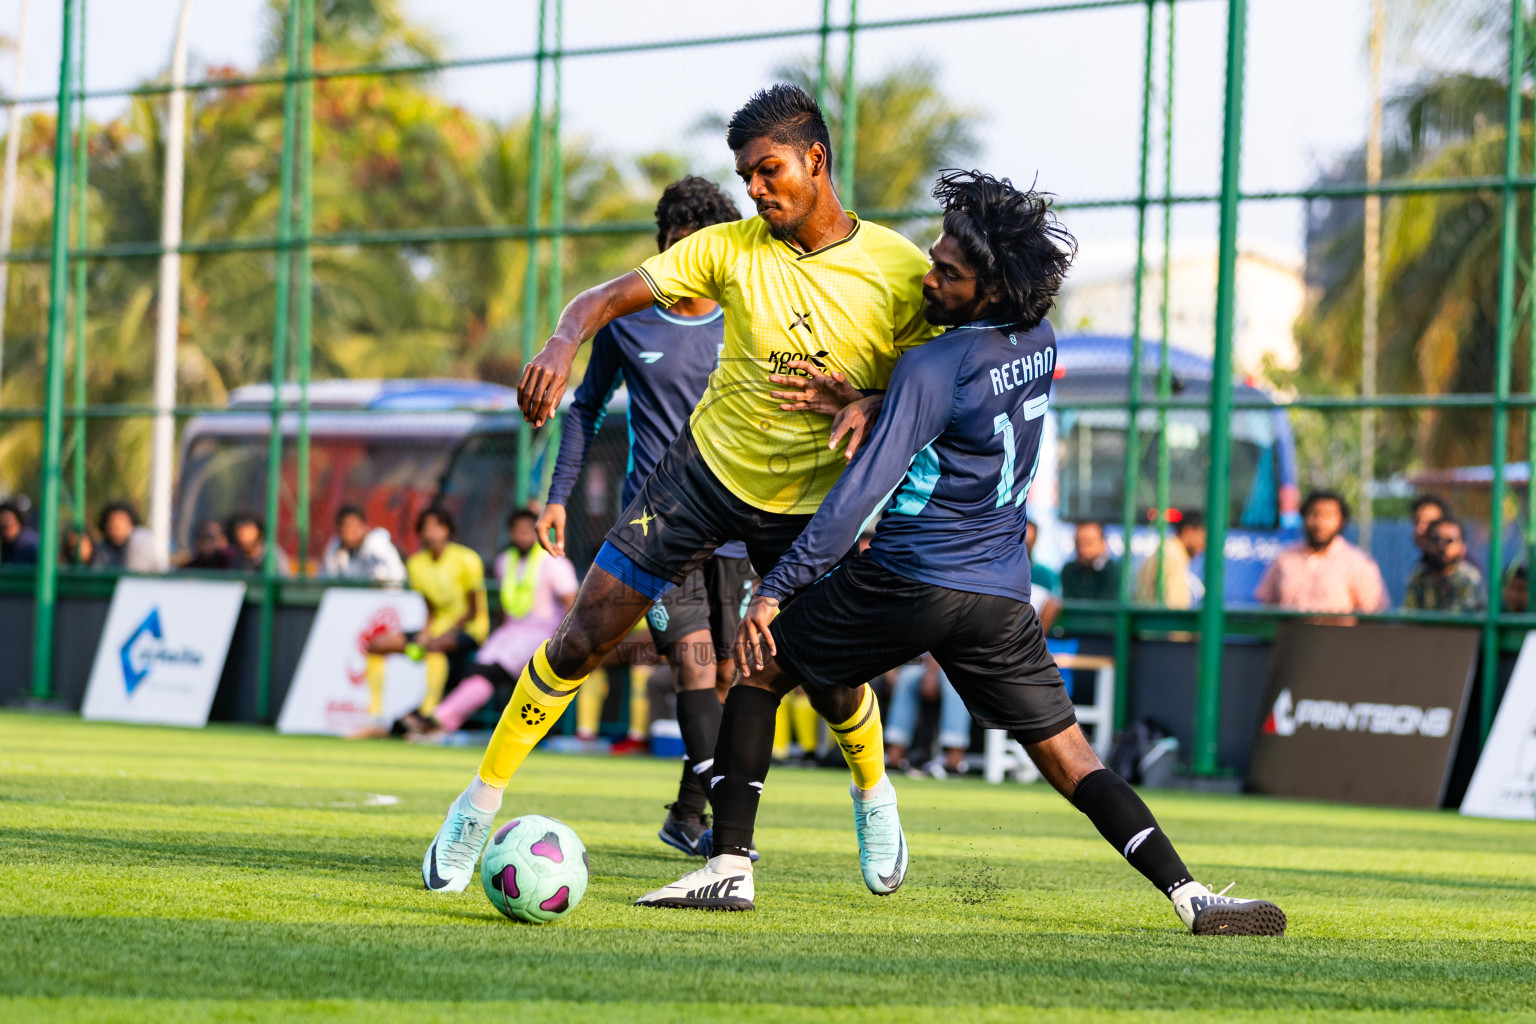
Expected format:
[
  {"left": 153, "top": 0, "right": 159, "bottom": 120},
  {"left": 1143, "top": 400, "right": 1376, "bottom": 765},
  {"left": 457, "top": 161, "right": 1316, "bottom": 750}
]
[
  {"left": 1503, "top": 564, "right": 1529, "bottom": 613},
  {"left": 226, "top": 512, "right": 291, "bottom": 575},
  {"left": 1405, "top": 516, "right": 1485, "bottom": 613},
  {"left": 322, "top": 505, "right": 405, "bottom": 584},
  {"left": 183, "top": 519, "right": 234, "bottom": 570},
  {"left": 1061, "top": 520, "right": 1119, "bottom": 601},
  {"left": 60, "top": 525, "right": 93, "bottom": 566},
  {"left": 1025, "top": 519, "right": 1062, "bottom": 631},
  {"left": 0, "top": 500, "right": 39, "bottom": 565},
  {"left": 1254, "top": 490, "right": 1386, "bottom": 619},
  {"left": 407, "top": 509, "right": 577, "bottom": 740},
  {"left": 1135, "top": 511, "right": 1206, "bottom": 609},
  {"left": 361, "top": 506, "right": 488, "bottom": 724},
  {"left": 884, "top": 654, "right": 971, "bottom": 778},
  {"left": 1410, "top": 494, "right": 1451, "bottom": 557},
  {"left": 90, "top": 502, "right": 162, "bottom": 573}
]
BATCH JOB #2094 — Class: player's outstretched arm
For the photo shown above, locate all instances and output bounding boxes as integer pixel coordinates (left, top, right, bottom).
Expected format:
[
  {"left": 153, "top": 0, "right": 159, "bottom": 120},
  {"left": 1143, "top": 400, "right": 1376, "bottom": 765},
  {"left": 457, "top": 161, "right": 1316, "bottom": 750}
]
[{"left": 518, "top": 271, "right": 654, "bottom": 426}]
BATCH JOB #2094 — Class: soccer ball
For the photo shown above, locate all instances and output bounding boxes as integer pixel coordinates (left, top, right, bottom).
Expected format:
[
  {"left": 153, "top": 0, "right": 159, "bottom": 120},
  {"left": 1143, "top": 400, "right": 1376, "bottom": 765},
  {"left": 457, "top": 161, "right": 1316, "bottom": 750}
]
[{"left": 480, "top": 814, "right": 589, "bottom": 923}]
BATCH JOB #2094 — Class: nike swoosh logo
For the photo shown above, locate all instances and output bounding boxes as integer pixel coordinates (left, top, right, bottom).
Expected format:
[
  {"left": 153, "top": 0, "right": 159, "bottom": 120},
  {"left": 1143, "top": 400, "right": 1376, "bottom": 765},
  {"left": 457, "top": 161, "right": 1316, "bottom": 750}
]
[
  {"left": 879, "top": 831, "right": 907, "bottom": 890},
  {"left": 425, "top": 840, "right": 451, "bottom": 890}
]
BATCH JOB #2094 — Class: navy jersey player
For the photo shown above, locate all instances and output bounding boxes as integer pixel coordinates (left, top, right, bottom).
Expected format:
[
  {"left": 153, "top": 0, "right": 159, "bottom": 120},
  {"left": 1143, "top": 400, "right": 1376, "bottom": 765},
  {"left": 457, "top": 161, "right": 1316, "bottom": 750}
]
[
  {"left": 539, "top": 176, "right": 756, "bottom": 857},
  {"left": 637, "top": 170, "right": 1287, "bottom": 937}
]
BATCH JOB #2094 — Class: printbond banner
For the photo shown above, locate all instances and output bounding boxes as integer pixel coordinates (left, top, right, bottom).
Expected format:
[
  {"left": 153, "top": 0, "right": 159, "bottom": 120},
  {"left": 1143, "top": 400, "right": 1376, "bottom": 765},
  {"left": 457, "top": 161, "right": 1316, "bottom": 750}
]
[
  {"left": 1461, "top": 632, "right": 1536, "bottom": 820},
  {"left": 1246, "top": 622, "right": 1476, "bottom": 808},
  {"left": 81, "top": 578, "right": 246, "bottom": 727},
  {"left": 277, "top": 588, "right": 427, "bottom": 735}
]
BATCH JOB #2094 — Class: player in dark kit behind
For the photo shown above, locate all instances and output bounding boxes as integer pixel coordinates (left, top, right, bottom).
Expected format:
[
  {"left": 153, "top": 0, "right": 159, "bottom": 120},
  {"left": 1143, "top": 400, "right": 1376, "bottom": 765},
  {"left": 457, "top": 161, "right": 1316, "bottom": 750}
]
[
  {"left": 636, "top": 170, "right": 1287, "bottom": 936},
  {"left": 538, "top": 176, "right": 756, "bottom": 858}
]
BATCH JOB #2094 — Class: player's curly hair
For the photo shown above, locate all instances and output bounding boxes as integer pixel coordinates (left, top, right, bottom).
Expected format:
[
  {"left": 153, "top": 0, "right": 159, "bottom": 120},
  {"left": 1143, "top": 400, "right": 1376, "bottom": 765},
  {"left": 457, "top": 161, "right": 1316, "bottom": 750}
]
[
  {"left": 654, "top": 175, "right": 741, "bottom": 250},
  {"left": 932, "top": 169, "right": 1077, "bottom": 331}
]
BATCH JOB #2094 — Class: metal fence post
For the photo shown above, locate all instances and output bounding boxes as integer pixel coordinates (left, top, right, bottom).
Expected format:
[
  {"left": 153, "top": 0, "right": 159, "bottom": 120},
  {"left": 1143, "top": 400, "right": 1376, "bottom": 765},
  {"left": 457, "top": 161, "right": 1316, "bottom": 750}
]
[
  {"left": 255, "top": 0, "right": 303, "bottom": 720},
  {"left": 1193, "top": 0, "right": 1247, "bottom": 774},
  {"left": 1484, "top": 0, "right": 1524, "bottom": 742},
  {"left": 70, "top": 0, "right": 88, "bottom": 534},
  {"left": 1154, "top": 0, "right": 1176, "bottom": 595},
  {"left": 815, "top": 0, "right": 832, "bottom": 111},
  {"left": 29, "top": 0, "right": 76, "bottom": 701},
  {"left": 294, "top": 0, "right": 315, "bottom": 575},
  {"left": 545, "top": 0, "right": 564, "bottom": 338},
  {"left": 840, "top": 0, "right": 858, "bottom": 209},
  {"left": 1114, "top": 0, "right": 1158, "bottom": 732},
  {"left": 516, "top": 0, "right": 547, "bottom": 509}
]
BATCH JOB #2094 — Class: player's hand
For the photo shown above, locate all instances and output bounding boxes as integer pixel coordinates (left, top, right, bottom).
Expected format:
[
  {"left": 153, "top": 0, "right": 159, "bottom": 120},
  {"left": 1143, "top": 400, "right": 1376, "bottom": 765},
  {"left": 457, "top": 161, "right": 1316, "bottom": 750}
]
[
  {"left": 735, "top": 594, "right": 781, "bottom": 675},
  {"left": 828, "top": 393, "right": 884, "bottom": 462},
  {"left": 768, "top": 360, "right": 861, "bottom": 414},
  {"left": 518, "top": 338, "right": 577, "bottom": 427},
  {"left": 537, "top": 502, "right": 566, "bottom": 557}
]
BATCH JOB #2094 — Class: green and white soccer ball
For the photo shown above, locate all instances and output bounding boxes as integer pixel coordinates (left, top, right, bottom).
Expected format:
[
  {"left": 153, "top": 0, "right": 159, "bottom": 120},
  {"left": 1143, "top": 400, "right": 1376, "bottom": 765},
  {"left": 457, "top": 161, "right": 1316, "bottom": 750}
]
[{"left": 480, "top": 813, "right": 589, "bottom": 923}]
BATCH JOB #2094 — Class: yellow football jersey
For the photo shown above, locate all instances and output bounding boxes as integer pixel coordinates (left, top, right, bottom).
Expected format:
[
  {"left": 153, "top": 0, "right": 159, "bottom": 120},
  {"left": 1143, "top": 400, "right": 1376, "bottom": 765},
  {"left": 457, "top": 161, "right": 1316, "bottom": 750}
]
[
  {"left": 406, "top": 542, "right": 490, "bottom": 642},
  {"left": 636, "top": 213, "right": 940, "bottom": 514}
]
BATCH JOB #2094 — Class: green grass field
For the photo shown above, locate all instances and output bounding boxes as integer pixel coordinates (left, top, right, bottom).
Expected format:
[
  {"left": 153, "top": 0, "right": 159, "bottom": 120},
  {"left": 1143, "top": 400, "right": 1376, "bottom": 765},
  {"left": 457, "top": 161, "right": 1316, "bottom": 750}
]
[{"left": 2, "top": 711, "right": 1533, "bottom": 1023}]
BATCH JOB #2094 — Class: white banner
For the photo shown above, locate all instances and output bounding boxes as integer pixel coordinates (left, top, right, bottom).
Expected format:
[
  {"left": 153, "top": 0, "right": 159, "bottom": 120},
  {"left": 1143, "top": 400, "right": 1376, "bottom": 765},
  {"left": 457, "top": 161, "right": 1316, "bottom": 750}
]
[
  {"left": 1461, "top": 632, "right": 1536, "bottom": 820},
  {"left": 277, "top": 588, "right": 427, "bottom": 735},
  {"left": 82, "top": 578, "right": 246, "bottom": 727}
]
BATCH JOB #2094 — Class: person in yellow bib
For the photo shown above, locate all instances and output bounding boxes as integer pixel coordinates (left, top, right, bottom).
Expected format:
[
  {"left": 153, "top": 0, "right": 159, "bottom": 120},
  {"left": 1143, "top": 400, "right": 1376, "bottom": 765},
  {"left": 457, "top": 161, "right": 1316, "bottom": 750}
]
[
  {"left": 421, "top": 83, "right": 939, "bottom": 895},
  {"left": 365, "top": 505, "right": 487, "bottom": 723}
]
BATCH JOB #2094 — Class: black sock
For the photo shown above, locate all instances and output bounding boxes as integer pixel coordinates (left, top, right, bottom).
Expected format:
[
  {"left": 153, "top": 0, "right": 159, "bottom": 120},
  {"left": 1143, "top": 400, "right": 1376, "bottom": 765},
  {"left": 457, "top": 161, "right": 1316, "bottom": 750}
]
[
  {"left": 708, "top": 685, "right": 780, "bottom": 859},
  {"left": 1071, "top": 768, "right": 1192, "bottom": 897},
  {"left": 672, "top": 689, "right": 723, "bottom": 819}
]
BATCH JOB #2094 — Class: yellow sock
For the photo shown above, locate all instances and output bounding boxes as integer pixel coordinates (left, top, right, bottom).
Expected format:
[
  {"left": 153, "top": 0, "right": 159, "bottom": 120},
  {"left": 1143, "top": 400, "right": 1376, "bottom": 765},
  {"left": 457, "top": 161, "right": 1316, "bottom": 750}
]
[
  {"left": 773, "top": 700, "right": 791, "bottom": 759},
  {"left": 420, "top": 652, "right": 449, "bottom": 715},
  {"left": 365, "top": 654, "right": 386, "bottom": 717},
  {"left": 629, "top": 673, "right": 650, "bottom": 741},
  {"left": 829, "top": 684, "right": 886, "bottom": 791},
  {"left": 789, "top": 689, "right": 820, "bottom": 752},
  {"left": 477, "top": 642, "right": 587, "bottom": 787},
  {"left": 576, "top": 668, "right": 608, "bottom": 737}
]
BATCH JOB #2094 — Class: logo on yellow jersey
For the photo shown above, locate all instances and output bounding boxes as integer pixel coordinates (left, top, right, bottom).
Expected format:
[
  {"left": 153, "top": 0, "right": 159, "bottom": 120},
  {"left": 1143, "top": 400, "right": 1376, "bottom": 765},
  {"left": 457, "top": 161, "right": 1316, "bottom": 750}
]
[
  {"left": 788, "top": 310, "right": 813, "bottom": 333},
  {"left": 629, "top": 507, "right": 657, "bottom": 536}
]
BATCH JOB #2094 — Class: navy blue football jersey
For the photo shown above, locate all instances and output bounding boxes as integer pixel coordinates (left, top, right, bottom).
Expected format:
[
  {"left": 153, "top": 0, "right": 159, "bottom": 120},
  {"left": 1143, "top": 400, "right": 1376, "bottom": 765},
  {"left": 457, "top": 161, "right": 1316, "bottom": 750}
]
[{"left": 758, "top": 318, "right": 1056, "bottom": 603}]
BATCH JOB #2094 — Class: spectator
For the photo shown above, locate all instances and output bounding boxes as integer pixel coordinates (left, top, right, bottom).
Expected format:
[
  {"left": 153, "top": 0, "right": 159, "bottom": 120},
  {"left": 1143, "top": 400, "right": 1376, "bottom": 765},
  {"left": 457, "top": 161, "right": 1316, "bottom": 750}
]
[
  {"left": 1135, "top": 511, "right": 1206, "bottom": 609},
  {"left": 884, "top": 654, "right": 971, "bottom": 778},
  {"left": 1405, "top": 516, "right": 1485, "bottom": 613},
  {"left": 0, "top": 500, "right": 39, "bottom": 565},
  {"left": 361, "top": 506, "right": 489, "bottom": 724},
  {"left": 226, "top": 512, "right": 291, "bottom": 575},
  {"left": 321, "top": 505, "right": 406, "bottom": 584},
  {"left": 1410, "top": 494, "right": 1451, "bottom": 556},
  {"left": 90, "top": 502, "right": 162, "bottom": 572},
  {"left": 1060, "top": 520, "right": 1119, "bottom": 601},
  {"left": 1254, "top": 490, "right": 1386, "bottom": 619},
  {"left": 60, "top": 525, "right": 93, "bottom": 566},
  {"left": 183, "top": 520, "right": 234, "bottom": 570},
  {"left": 1503, "top": 564, "right": 1529, "bottom": 614},
  {"left": 406, "top": 509, "right": 578, "bottom": 740},
  {"left": 1025, "top": 519, "right": 1062, "bottom": 631}
]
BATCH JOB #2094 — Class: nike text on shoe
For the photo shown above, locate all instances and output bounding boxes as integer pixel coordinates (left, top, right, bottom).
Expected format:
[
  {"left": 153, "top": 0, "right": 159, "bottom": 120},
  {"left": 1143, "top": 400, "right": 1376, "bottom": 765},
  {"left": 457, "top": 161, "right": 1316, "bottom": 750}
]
[
  {"left": 697, "top": 826, "right": 760, "bottom": 862},
  {"left": 635, "top": 854, "right": 756, "bottom": 911},
  {"left": 852, "top": 777, "right": 908, "bottom": 896},
  {"left": 421, "top": 789, "right": 495, "bottom": 892},
  {"left": 657, "top": 805, "right": 710, "bottom": 857},
  {"left": 1170, "top": 881, "right": 1287, "bottom": 936}
]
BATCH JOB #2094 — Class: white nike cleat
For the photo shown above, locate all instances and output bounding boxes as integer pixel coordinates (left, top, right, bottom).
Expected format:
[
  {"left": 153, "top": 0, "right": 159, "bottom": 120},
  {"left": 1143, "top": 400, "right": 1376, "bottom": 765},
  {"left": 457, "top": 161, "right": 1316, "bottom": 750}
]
[
  {"left": 852, "top": 775, "right": 908, "bottom": 895},
  {"left": 421, "top": 789, "right": 495, "bottom": 892},
  {"left": 1170, "top": 881, "right": 1287, "bottom": 936},
  {"left": 634, "top": 854, "right": 755, "bottom": 911}
]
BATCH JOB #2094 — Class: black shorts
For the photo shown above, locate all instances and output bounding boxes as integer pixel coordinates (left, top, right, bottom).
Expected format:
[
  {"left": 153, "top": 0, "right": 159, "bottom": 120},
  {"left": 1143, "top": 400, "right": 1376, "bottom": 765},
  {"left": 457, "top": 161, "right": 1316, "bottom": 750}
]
[
  {"left": 770, "top": 554, "right": 1078, "bottom": 745},
  {"left": 647, "top": 553, "right": 757, "bottom": 662},
  {"left": 598, "top": 422, "right": 813, "bottom": 599}
]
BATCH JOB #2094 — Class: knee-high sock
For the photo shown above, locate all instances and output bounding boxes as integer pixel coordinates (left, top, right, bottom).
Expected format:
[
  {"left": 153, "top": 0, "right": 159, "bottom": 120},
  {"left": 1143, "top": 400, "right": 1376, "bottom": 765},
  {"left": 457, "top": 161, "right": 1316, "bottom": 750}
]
[
  {"left": 477, "top": 642, "right": 587, "bottom": 787},
  {"left": 365, "top": 654, "right": 386, "bottom": 717},
  {"left": 420, "top": 652, "right": 449, "bottom": 715},
  {"left": 673, "top": 688, "right": 724, "bottom": 818},
  {"left": 772, "top": 699, "right": 791, "bottom": 759},
  {"left": 708, "top": 685, "right": 781, "bottom": 859},
  {"left": 788, "top": 690, "right": 820, "bottom": 752},
  {"left": 1071, "top": 768, "right": 1193, "bottom": 897},
  {"left": 575, "top": 668, "right": 608, "bottom": 737},
  {"left": 828, "top": 684, "right": 886, "bottom": 792},
  {"left": 629, "top": 673, "right": 650, "bottom": 741}
]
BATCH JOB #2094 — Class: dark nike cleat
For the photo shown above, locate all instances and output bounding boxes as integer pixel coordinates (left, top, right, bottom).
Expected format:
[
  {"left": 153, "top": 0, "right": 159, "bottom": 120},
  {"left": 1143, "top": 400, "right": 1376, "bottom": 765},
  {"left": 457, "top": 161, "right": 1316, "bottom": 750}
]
[{"left": 657, "top": 806, "right": 710, "bottom": 857}]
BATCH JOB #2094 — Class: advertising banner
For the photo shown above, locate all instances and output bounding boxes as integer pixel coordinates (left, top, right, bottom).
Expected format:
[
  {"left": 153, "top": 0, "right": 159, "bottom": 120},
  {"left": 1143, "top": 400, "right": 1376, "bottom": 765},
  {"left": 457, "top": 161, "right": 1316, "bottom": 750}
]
[
  {"left": 276, "top": 588, "right": 427, "bottom": 735},
  {"left": 1246, "top": 622, "right": 1477, "bottom": 808},
  {"left": 1460, "top": 632, "right": 1536, "bottom": 820},
  {"left": 81, "top": 578, "right": 247, "bottom": 727}
]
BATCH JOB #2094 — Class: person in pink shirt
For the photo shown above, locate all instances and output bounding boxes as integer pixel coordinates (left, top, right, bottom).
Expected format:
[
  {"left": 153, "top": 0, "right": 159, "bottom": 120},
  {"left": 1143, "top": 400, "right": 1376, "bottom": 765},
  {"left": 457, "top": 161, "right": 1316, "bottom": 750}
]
[
  {"left": 1254, "top": 490, "right": 1387, "bottom": 622},
  {"left": 411, "top": 509, "right": 578, "bottom": 739}
]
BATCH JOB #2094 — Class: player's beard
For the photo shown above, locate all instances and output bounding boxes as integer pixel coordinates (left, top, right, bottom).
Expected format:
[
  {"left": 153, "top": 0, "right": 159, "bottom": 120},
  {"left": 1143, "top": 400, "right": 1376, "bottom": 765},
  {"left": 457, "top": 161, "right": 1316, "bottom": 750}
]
[{"left": 763, "top": 185, "right": 819, "bottom": 243}]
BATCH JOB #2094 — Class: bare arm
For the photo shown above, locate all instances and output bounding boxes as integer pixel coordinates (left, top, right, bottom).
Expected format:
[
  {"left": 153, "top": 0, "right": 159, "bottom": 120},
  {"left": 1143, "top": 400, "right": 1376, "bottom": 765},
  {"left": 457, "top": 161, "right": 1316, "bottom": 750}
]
[{"left": 517, "top": 271, "right": 655, "bottom": 426}]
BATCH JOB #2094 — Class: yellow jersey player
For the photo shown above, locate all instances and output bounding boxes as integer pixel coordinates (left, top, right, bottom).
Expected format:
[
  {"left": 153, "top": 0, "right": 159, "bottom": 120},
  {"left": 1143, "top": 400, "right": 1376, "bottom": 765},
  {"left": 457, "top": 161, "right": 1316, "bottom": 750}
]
[{"left": 420, "top": 84, "right": 940, "bottom": 895}]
